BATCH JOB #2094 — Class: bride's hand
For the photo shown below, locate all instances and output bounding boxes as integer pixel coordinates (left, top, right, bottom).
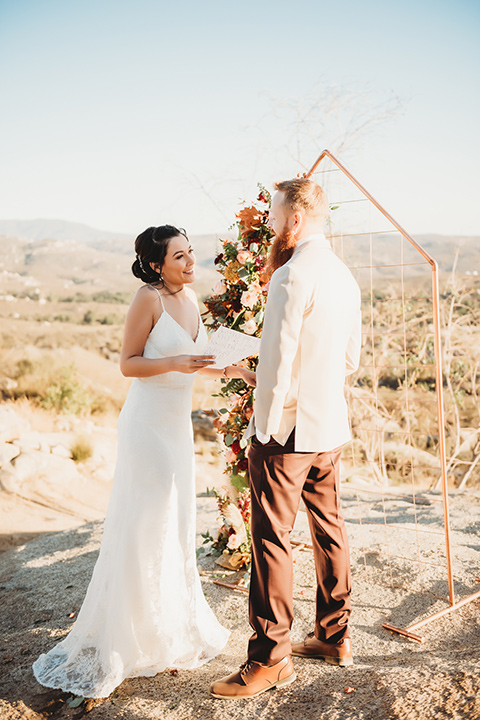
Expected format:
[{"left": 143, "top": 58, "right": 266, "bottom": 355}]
[{"left": 173, "top": 355, "right": 216, "bottom": 374}]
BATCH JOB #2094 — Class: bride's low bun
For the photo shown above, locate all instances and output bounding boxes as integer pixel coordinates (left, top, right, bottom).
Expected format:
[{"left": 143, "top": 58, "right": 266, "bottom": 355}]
[
  {"left": 131, "top": 253, "right": 160, "bottom": 284},
  {"left": 132, "top": 225, "right": 188, "bottom": 285}
]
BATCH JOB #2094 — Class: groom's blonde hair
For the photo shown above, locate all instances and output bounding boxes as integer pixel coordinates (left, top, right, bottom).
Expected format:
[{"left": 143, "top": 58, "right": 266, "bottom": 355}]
[{"left": 274, "top": 178, "right": 328, "bottom": 218}]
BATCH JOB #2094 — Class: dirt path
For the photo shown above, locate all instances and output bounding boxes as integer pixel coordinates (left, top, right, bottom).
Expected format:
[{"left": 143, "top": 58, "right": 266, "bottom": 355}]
[{"left": 1, "top": 490, "right": 479, "bottom": 720}]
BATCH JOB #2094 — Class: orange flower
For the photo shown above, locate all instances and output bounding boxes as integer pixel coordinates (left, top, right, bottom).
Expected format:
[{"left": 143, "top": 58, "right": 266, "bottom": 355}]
[
  {"left": 224, "top": 261, "right": 242, "bottom": 282},
  {"left": 236, "top": 205, "right": 263, "bottom": 238}
]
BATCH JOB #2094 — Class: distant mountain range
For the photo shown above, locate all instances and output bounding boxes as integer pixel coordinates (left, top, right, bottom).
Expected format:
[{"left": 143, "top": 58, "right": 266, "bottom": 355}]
[
  {"left": 0, "top": 218, "right": 131, "bottom": 245},
  {"left": 0, "top": 219, "right": 224, "bottom": 297},
  {"left": 0, "top": 218, "right": 222, "bottom": 267},
  {"left": 0, "top": 218, "right": 478, "bottom": 273}
]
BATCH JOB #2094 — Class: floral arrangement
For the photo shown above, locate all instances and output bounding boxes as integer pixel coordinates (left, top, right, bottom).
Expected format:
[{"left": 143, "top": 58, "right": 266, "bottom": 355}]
[{"left": 201, "top": 185, "right": 274, "bottom": 570}]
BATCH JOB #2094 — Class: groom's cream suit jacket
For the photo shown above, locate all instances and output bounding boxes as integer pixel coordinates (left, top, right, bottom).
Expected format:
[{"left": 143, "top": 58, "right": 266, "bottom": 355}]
[{"left": 245, "top": 234, "right": 362, "bottom": 452}]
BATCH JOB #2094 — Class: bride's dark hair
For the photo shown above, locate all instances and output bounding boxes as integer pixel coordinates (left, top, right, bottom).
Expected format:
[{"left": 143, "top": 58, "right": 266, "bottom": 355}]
[{"left": 132, "top": 225, "right": 188, "bottom": 284}]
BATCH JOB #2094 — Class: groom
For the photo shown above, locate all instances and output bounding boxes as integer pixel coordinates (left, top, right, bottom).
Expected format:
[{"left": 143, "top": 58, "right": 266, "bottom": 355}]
[{"left": 211, "top": 177, "right": 362, "bottom": 699}]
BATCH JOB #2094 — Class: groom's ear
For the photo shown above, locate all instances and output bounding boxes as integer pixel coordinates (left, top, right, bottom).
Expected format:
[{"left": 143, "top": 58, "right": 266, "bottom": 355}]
[{"left": 292, "top": 211, "right": 303, "bottom": 233}]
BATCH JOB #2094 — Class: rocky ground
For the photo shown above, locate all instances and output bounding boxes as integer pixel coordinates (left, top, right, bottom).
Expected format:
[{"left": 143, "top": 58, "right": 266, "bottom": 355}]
[
  {"left": 1, "top": 403, "right": 480, "bottom": 719},
  {"left": 1, "top": 485, "right": 480, "bottom": 719},
  {"left": 0, "top": 402, "right": 221, "bottom": 554}
]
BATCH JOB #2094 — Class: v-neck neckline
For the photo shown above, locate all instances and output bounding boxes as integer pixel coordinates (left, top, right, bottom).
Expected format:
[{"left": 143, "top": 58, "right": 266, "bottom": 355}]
[
  {"left": 152, "top": 310, "right": 200, "bottom": 344},
  {"left": 150, "top": 285, "right": 200, "bottom": 343},
  {"left": 164, "top": 310, "right": 200, "bottom": 344}
]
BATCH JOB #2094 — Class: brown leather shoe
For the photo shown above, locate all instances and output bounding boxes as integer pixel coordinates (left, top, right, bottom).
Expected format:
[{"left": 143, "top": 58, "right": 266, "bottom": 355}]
[
  {"left": 291, "top": 633, "right": 353, "bottom": 666},
  {"left": 210, "top": 656, "right": 296, "bottom": 699}
]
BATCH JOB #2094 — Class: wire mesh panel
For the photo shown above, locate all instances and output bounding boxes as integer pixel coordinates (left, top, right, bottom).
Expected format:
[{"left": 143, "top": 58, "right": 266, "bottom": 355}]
[{"left": 306, "top": 151, "right": 480, "bottom": 641}]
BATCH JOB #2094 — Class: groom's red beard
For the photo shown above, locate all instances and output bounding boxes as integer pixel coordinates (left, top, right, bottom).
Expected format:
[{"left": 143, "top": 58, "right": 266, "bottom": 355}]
[{"left": 266, "top": 225, "right": 297, "bottom": 277}]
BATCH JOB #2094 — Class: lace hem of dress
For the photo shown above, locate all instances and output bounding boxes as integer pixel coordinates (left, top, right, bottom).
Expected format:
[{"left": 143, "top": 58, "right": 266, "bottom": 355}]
[{"left": 32, "top": 635, "right": 229, "bottom": 699}]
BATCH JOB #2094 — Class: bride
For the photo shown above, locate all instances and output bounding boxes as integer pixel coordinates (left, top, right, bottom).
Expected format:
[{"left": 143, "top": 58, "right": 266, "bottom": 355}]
[{"left": 33, "top": 224, "right": 254, "bottom": 698}]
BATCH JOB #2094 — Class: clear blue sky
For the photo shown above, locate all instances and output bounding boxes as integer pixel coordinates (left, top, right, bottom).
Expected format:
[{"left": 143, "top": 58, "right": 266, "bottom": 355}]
[{"left": 0, "top": 0, "right": 479, "bottom": 236}]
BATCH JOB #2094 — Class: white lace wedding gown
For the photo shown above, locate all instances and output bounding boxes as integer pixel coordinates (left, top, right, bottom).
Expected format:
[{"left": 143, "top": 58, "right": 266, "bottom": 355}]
[{"left": 33, "top": 293, "right": 229, "bottom": 698}]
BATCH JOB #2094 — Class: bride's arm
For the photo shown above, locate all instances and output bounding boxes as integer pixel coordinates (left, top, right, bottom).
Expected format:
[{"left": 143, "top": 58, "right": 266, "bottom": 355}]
[
  {"left": 120, "top": 287, "right": 214, "bottom": 378},
  {"left": 198, "top": 365, "right": 256, "bottom": 386}
]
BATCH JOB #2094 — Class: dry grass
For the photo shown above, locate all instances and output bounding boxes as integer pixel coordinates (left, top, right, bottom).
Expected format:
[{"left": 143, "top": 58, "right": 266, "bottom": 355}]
[{"left": 1, "top": 274, "right": 480, "bottom": 487}]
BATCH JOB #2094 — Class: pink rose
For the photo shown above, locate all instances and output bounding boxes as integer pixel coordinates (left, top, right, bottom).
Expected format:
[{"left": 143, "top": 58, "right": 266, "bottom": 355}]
[
  {"left": 236, "top": 249, "right": 253, "bottom": 265},
  {"left": 212, "top": 279, "right": 226, "bottom": 296},
  {"left": 241, "top": 289, "right": 259, "bottom": 309},
  {"left": 241, "top": 318, "right": 258, "bottom": 335}
]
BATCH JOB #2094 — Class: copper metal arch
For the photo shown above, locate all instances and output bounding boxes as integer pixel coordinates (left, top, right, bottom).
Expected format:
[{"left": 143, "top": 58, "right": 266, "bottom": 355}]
[{"left": 305, "top": 149, "right": 480, "bottom": 642}]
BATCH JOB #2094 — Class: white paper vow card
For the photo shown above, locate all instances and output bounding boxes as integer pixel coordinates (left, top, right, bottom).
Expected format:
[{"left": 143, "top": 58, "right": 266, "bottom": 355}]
[{"left": 202, "top": 326, "right": 261, "bottom": 369}]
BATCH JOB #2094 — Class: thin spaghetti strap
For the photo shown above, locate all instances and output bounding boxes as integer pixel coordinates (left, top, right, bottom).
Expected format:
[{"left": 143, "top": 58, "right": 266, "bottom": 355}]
[{"left": 151, "top": 285, "right": 164, "bottom": 311}]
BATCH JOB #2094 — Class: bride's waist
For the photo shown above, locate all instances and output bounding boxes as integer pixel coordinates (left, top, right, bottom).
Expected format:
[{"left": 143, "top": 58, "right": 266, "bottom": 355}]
[{"left": 134, "top": 373, "right": 194, "bottom": 389}]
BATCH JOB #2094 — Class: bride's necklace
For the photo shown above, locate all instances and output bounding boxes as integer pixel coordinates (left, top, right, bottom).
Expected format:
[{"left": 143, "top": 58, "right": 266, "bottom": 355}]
[{"left": 158, "top": 281, "right": 183, "bottom": 296}]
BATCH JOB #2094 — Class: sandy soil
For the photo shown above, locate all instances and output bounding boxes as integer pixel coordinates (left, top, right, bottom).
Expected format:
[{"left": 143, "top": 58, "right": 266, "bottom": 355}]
[{"left": 1, "top": 486, "right": 479, "bottom": 720}]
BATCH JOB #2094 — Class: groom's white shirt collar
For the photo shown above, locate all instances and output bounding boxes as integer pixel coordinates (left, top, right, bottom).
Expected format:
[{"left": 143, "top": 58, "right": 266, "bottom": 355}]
[{"left": 293, "top": 232, "right": 329, "bottom": 254}]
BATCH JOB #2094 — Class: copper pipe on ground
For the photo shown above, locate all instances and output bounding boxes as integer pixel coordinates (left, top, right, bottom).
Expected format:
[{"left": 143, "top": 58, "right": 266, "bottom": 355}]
[
  {"left": 383, "top": 587, "right": 480, "bottom": 642},
  {"left": 382, "top": 623, "right": 424, "bottom": 643},
  {"left": 213, "top": 580, "right": 248, "bottom": 593}
]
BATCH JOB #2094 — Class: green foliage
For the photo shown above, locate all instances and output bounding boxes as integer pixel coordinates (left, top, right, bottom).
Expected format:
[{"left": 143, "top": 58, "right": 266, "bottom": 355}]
[
  {"left": 97, "top": 313, "right": 123, "bottom": 325},
  {"left": 67, "top": 697, "right": 84, "bottom": 708},
  {"left": 61, "top": 290, "right": 130, "bottom": 304},
  {"left": 92, "top": 290, "right": 130, "bottom": 304},
  {"left": 70, "top": 435, "right": 94, "bottom": 463},
  {"left": 14, "top": 358, "right": 35, "bottom": 378},
  {"left": 15, "top": 289, "right": 40, "bottom": 300},
  {"left": 42, "top": 365, "right": 92, "bottom": 415},
  {"left": 63, "top": 292, "right": 90, "bottom": 303},
  {"left": 230, "top": 473, "right": 250, "bottom": 491}
]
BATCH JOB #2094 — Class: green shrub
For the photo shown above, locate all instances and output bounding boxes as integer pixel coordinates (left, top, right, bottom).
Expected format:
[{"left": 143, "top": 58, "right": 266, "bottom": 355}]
[
  {"left": 63, "top": 292, "right": 90, "bottom": 303},
  {"left": 92, "top": 290, "right": 130, "bottom": 304},
  {"left": 42, "top": 365, "right": 92, "bottom": 415},
  {"left": 70, "top": 435, "right": 94, "bottom": 462},
  {"left": 98, "top": 314, "right": 123, "bottom": 325},
  {"left": 15, "top": 358, "right": 35, "bottom": 378}
]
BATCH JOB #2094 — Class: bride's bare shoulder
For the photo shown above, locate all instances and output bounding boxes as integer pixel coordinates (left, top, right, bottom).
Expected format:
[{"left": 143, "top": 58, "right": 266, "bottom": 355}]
[
  {"left": 127, "top": 284, "right": 161, "bottom": 316},
  {"left": 134, "top": 284, "right": 162, "bottom": 301},
  {"left": 136, "top": 283, "right": 160, "bottom": 297}
]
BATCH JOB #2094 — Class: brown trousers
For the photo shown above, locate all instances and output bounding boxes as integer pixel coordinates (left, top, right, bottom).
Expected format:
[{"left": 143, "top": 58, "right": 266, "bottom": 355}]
[{"left": 247, "top": 429, "right": 351, "bottom": 665}]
